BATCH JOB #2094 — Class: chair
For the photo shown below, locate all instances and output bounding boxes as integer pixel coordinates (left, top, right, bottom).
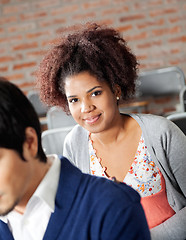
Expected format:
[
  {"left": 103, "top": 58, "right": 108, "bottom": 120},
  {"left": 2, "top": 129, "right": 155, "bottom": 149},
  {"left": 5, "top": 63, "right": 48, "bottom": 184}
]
[
  {"left": 135, "top": 66, "right": 186, "bottom": 98},
  {"left": 46, "top": 106, "right": 76, "bottom": 129},
  {"left": 42, "top": 126, "right": 74, "bottom": 155},
  {"left": 120, "top": 66, "right": 186, "bottom": 114},
  {"left": 179, "top": 86, "right": 186, "bottom": 112},
  {"left": 27, "top": 90, "right": 48, "bottom": 118},
  {"left": 167, "top": 112, "right": 186, "bottom": 135}
]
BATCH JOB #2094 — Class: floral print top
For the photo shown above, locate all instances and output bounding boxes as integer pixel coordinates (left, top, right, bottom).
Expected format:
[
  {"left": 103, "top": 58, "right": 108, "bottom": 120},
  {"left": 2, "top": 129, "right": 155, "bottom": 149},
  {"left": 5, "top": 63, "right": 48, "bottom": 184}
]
[{"left": 89, "top": 134, "right": 162, "bottom": 197}]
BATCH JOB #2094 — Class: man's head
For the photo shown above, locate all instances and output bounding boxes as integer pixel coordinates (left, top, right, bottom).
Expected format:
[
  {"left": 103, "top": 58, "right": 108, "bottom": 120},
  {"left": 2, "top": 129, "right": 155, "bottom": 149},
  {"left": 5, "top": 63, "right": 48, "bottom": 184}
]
[
  {"left": 0, "top": 77, "right": 46, "bottom": 162},
  {"left": 0, "top": 77, "right": 47, "bottom": 216}
]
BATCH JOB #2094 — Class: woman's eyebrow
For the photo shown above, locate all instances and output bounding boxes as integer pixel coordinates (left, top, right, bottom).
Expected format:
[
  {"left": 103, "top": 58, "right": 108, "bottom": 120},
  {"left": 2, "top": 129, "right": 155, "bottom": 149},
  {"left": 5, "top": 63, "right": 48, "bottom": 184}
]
[
  {"left": 67, "top": 86, "right": 102, "bottom": 98},
  {"left": 87, "top": 86, "right": 102, "bottom": 93},
  {"left": 67, "top": 95, "right": 77, "bottom": 98}
]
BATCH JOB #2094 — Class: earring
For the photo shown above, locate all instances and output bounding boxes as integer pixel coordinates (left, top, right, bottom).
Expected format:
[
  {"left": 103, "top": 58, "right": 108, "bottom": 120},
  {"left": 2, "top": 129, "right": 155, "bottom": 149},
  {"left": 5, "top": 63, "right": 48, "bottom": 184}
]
[{"left": 116, "top": 96, "right": 120, "bottom": 100}]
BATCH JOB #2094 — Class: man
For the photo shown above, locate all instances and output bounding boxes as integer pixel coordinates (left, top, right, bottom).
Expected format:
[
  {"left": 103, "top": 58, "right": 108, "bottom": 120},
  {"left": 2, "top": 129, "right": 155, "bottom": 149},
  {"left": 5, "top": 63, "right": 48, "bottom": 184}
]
[{"left": 0, "top": 77, "right": 150, "bottom": 239}]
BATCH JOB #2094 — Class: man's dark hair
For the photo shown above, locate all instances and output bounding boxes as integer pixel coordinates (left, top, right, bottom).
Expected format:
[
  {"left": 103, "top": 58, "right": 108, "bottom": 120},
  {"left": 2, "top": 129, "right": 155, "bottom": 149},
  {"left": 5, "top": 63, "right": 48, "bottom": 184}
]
[{"left": 0, "top": 77, "right": 46, "bottom": 162}]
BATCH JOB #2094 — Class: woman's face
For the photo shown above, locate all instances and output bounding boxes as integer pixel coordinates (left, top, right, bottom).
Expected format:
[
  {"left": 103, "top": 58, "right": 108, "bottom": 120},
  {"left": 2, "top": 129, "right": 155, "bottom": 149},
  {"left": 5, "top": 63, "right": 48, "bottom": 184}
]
[{"left": 64, "top": 71, "right": 120, "bottom": 133}]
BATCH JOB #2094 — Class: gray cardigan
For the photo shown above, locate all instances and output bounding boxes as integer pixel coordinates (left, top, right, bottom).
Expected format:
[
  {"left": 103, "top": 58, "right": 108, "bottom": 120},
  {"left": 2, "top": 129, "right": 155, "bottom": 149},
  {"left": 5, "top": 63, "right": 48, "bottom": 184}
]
[{"left": 63, "top": 113, "right": 186, "bottom": 240}]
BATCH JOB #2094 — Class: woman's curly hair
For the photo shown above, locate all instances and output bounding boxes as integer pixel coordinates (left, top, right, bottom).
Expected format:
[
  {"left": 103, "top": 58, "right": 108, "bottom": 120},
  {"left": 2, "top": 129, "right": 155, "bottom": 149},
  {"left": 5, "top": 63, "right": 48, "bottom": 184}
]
[{"left": 36, "top": 22, "right": 139, "bottom": 113}]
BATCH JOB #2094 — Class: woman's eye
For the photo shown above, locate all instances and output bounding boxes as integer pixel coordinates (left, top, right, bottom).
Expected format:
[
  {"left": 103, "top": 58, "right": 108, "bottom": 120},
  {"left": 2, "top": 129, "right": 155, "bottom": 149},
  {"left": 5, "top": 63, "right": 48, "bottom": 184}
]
[
  {"left": 69, "top": 98, "right": 79, "bottom": 103},
  {"left": 92, "top": 91, "right": 102, "bottom": 97}
]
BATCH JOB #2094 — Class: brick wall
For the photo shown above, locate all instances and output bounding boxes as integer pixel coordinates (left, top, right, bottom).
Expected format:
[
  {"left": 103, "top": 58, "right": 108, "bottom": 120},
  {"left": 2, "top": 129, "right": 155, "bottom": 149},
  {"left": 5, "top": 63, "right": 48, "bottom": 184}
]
[{"left": 0, "top": 0, "right": 186, "bottom": 114}]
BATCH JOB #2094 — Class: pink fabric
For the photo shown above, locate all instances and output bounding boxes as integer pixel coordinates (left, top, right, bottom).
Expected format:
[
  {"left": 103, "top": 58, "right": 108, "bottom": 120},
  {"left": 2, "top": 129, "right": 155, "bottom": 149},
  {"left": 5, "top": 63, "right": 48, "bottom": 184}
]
[{"left": 141, "top": 171, "right": 175, "bottom": 229}]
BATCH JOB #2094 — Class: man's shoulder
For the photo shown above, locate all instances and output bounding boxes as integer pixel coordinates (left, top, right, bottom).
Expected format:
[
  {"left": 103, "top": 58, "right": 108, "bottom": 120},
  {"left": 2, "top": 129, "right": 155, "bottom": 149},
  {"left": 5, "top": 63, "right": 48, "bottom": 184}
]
[
  {"left": 82, "top": 172, "right": 141, "bottom": 208},
  {"left": 60, "top": 156, "right": 140, "bottom": 206}
]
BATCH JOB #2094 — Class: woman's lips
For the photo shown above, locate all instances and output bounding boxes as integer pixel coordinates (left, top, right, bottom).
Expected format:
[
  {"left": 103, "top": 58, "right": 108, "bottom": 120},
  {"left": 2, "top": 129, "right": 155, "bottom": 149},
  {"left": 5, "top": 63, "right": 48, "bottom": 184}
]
[{"left": 84, "top": 114, "right": 101, "bottom": 124}]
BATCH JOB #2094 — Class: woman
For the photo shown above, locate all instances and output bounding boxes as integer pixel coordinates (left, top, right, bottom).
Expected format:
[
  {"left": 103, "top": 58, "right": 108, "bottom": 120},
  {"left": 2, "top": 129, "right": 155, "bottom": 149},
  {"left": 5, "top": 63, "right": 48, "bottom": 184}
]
[{"left": 37, "top": 23, "right": 186, "bottom": 240}]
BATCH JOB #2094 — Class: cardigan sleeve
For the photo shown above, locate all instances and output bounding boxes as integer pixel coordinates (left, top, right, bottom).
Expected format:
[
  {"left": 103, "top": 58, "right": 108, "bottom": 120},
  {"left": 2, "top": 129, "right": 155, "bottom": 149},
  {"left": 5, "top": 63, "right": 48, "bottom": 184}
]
[
  {"left": 151, "top": 119, "right": 186, "bottom": 240},
  {"left": 63, "top": 124, "right": 90, "bottom": 173},
  {"left": 99, "top": 186, "right": 151, "bottom": 240},
  {"left": 63, "top": 130, "right": 75, "bottom": 165},
  {"left": 150, "top": 207, "right": 186, "bottom": 240},
  {"left": 132, "top": 114, "right": 186, "bottom": 240}
]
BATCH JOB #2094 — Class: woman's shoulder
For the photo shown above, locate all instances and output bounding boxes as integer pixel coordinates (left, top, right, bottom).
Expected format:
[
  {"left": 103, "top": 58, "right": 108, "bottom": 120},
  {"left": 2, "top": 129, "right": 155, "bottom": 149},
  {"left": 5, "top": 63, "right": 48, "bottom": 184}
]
[
  {"left": 128, "top": 113, "right": 183, "bottom": 140},
  {"left": 130, "top": 113, "right": 173, "bottom": 129},
  {"left": 65, "top": 124, "right": 89, "bottom": 143}
]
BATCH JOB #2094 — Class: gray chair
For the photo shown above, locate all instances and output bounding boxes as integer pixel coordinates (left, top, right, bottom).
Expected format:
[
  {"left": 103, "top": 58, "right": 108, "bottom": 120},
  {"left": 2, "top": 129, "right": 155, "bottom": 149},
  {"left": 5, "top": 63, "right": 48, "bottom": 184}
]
[
  {"left": 167, "top": 112, "right": 186, "bottom": 135},
  {"left": 42, "top": 126, "right": 74, "bottom": 155},
  {"left": 136, "top": 66, "right": 185, "bottom": 98},
  {"left": 120, "top": 66, "right": 186, "bottom": 114},
  {"left": 27, "top": 90, "right": 48, "bottom": 118},
  {"left": 46, "top": 106, "right": 76, "bottom": 129},
  {"left": 179, "top": 86, "right": 186, "bottom": 112}
]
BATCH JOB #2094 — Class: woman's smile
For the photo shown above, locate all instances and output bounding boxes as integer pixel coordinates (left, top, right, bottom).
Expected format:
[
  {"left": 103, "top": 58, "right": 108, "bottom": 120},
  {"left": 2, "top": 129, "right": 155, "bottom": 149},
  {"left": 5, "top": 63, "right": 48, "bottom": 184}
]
[
  {"left": 83, "top": 114, "right": 101, "bottom": 125},
  {"left": 65, "top": 71, "right": 121, "bottom": 133}
]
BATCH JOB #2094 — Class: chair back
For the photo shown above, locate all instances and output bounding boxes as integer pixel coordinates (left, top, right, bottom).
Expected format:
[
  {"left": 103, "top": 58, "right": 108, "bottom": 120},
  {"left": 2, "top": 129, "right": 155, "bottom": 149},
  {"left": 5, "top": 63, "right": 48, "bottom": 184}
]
[
  {"left": 42, "top": 126, "right": 74, "bottom": 155},
  {"left": 27, "top": 90, "right": 48, "bottom": 117},
  {"left": 136, "top": 66, "right": 185, "bottom": 98},
  {"left": 46, "top": 106, "right": 76, "bottom": 129},
  {"left": 179, "top": 86, "right": 186, "bottom": 112},
  {"left": 167, "top": 112, "right": 186, "bottom": 135}
]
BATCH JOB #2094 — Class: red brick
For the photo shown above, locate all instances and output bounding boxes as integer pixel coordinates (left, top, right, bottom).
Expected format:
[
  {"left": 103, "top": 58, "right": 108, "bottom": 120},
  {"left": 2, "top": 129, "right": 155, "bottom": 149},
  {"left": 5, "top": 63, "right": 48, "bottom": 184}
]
[
  {"left": 125, "top": 32, "right": 147, "bottom": 41},
  {"left": 33, "top": 0, "right": 60, "bottom": 8},
  {"left": 152, "top": 26, "right": 180, "bottom": 37},
  {"left": 116, "top": 25, "right": 133, "bottom": 32},
  {"left": 137, "top": 19, "right": 164, "bottom": 29},
  {"left": 137, "top": 40, "right": 162, "bottom": 48},
  {"left": 134, "top": 0, "right": 163, "bottom": 9},
  {"left": 3, "top": 3, "right": 29, "bottom": 14},
  {"left": 169, "top": 35, "right": 186, "bottom": 43},
  {"left": 20, "top": 11, "right": 47, "bottom": 21},
  {"left": 26, "top": 31, "right": 50, "bottom": 39},
  {"left": 169, "top": 57, "right": 186, "bottom": 65},
  {"left": 5, "top": 73, "right": 24, "bottom": 81},
  {"left": 41, "top": 37, "right": 62, "bottom": 47},
  {"left": 18, "top": 82, "right": 36, "bottom": 89},
  {"left": 27, "top": 50, "right": 47, "bottom": 57},
  {"left": 0, "top": 48, "right": 5, "bottom": 54},
  {"left": 0, "top": 16, "right": 17, "bottom": 25},
  {"left": 0, "top": 56, "right": 15, "bottom": 62},
  {"left": 83, "top": 0, "right": 109, "bottom": 9},
  {"left": 150, "top": 8, "right": 178, "bottom": 17},
  {"left": 39, "top": 18, "right": 66, "bottom": 28},
  {"left": 0, "top": 66, "right": 8, "bottom": 72},
  {"left": 0, "top": 28, "right": 4, "bottom": 34},
  {"left": 13, "top": 62, "right": 36, "bottom": 70},
  {"left": 51, "top": 5, "right": 78, "bottom": 15},
  {"left": 8, "top": 23, "right": 36, "bottom": 33},
  {"left": 137, "top": 55, "right": 148, "bottom": 60},
  {"left": 55, "top": 24, "right": 82, "bottom": 35},
  {"left": 0, "top": 0, "right": 10, "bottom": 3},
  {"left": 102, "top": 6, "right": 129, "bottom": 16},
  {"left": 170, "top": 48, "right": 180, "bottom": 54},
  {"left": 169, "top": 16, "right": 182, "bottom": 23},
  {"left": 0, "top": 35, "right": 22, "bottom": 43},
  {"left": 139, "top": 62, "right": 163, "bottom": 70},
  {"left": 73, "top": 12, "right": 96, "bottom": 20},
  {"left": 13, "top": 42, "right": 38, "bottom": 51},
  {"left": 120, "top": 14, "right": 145, "bottom": 22},
  {"left": 96, "top": 19, "right": 114, "bottom": 26}
]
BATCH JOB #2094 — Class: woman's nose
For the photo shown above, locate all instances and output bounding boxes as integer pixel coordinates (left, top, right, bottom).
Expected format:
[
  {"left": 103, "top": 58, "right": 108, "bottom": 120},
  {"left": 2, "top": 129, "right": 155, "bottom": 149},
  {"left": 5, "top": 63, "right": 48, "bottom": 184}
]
[{"left": 81, "top": 100, "right": 94, "bottom": 113}]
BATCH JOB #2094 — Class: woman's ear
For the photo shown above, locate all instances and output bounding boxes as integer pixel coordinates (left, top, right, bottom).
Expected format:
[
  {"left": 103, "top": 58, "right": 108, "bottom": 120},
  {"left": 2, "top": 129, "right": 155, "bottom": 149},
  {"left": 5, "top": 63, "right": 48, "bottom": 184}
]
[
  {"left": 114, "top": 84, "right": 121, "bottom": 100},
  {"left": 23, "top": 127, "right": 38, "bottom": 159}
]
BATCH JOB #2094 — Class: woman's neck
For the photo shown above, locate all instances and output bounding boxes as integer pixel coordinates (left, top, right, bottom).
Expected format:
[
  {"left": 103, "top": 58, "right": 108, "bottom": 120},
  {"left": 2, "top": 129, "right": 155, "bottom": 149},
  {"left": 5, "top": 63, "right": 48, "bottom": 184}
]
[{"left": 91, "top": 114, "right": 130, "bottom": 146}]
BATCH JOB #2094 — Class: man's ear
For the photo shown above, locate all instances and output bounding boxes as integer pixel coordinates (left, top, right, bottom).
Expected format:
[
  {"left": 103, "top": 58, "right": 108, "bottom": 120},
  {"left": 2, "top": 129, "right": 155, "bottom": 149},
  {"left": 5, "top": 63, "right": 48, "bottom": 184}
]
[{"left": 23, "top": 127, "right": 38, "bottom": 159}]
